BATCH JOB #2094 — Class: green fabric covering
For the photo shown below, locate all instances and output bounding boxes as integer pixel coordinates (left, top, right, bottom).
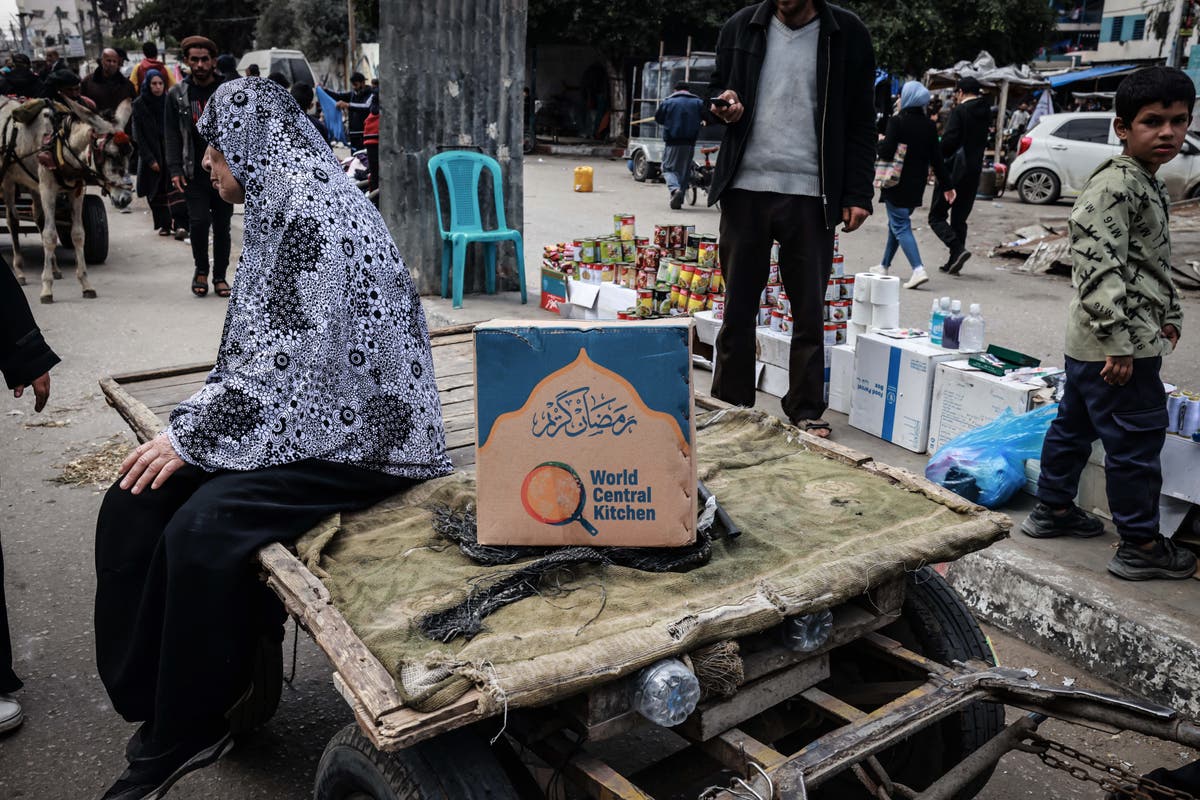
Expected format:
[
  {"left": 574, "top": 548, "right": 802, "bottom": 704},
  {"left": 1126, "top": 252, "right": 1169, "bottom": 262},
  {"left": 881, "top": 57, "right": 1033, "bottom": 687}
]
[{"left": 296, "top": 408, "right": 1009, "bottom": 714}]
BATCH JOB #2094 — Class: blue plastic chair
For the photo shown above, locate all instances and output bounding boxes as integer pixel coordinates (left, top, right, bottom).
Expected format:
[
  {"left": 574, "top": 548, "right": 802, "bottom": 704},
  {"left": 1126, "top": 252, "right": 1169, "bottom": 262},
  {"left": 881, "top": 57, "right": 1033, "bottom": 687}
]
[{"left": 427, "top": 151, "right": 527, "bottom": 309}]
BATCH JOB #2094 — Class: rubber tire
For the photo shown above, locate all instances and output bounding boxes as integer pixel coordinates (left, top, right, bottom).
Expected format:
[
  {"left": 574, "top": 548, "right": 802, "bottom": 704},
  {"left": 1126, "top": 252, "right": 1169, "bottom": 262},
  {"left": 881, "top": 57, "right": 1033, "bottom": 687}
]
[
  {"left": 889, "top": 567, "right": 1004, "bottom": 798},
  {"left": 82, "top": 195, "right": 109, "bottom": 265},
  {"left": 689, "top": 186, "right": 698, "bottom": 206},
  {"left": 1016, "top": 168, "right": 1061, "bottom": 205},
  {"left": 632, "top": 149, "right": 651, "bottom": 182},
  {"left": 314, "top": 725, "right": 520, "bottom": 800},
  {"left": 228, "top": 632, "right": 284, "bottom": 738}
]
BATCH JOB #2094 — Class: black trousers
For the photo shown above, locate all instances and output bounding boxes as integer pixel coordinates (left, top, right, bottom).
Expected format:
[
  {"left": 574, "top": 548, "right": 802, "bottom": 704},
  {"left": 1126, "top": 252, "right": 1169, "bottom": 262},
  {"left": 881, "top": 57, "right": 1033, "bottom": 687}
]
[
  {"left": 1036, "top": 356, "right": 1166, "bottom": 544},
  {"left": 0, "top": 531, "right": 21, "bottom": 694},
  {"left": 184, "top": 179, "right": 234, "bottom": 281},
  {"left": 928, "top": 171, "right": 980, "bottom": 260},
  {"left": 712, "top": 190, "right": 834, "bottom": 422},
  {"left": 349, "top": 131, "right": 364, "bottom": 151},
  {"left": 95, "top": 459, "right": 409, "bottom": 759}
]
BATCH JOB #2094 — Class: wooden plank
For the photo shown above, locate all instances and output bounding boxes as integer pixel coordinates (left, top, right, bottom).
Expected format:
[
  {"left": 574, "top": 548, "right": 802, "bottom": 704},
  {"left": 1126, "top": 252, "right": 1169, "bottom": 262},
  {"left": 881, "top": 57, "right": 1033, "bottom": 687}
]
[
  {"left": 258, "top": 543, "right": 403, "bottom": 724},
  {"left": 429, "top": 331, "right": 475, "bottom": 347},
  {"left": 674, "top": 654, "right": 830, "bottom": 742},
  {"left": 373, "top": 690, "right": 486, "bottom": 751},
  {"left": 99, "top": 376, "right": 166, "bottom": 443},
  {"left": 430, "top": 323, "right": 479, "bottom": 338},
  {"left": 435, "top": 372, "right": 476, "bottom": 393},
  {"left": 697, "top": 728, "right": 789, "bottom": 772},
  {"left": 526, "top": 734, "right": 655, "bottom": 800},
  {"left": 121, "top": 371, "right": 211, "bottom": 394},
  {"left": 445, "top": 427, "right": 475, "bottom": 450},
  {"left": 449, "top": 444, "right": 476, "bottom": 468},
  {"left": 111, "top": 361, "right": 214, "bottom": 385},
  {"left": 439, "top": 384, "right": 475, "bottom": 406}
]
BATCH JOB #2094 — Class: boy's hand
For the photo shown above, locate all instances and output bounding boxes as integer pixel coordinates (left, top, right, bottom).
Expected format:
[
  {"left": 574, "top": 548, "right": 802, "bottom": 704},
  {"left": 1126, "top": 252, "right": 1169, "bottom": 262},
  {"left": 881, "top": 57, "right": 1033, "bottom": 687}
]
[
  {"left": 1101, "top": 355, "right": 1134, "bottom": 386},
  {"left": 1162, "top": 324, "right": 1180, "bottom": 350}
]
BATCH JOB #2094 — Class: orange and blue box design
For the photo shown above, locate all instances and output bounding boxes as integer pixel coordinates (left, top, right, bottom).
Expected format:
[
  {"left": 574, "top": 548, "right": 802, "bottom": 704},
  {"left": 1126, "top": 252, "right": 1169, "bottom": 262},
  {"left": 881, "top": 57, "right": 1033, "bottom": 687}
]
[{"left": 474, "top": 319, "right": 696, "bottom": 547}]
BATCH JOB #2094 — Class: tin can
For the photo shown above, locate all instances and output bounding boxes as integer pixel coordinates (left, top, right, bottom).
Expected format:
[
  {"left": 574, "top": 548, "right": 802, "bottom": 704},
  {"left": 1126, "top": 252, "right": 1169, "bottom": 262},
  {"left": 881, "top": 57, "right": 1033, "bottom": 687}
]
[
  {"left": 712, "top": 295, "right": 726, "bottom": 320},
  {"left": 599, "top": 265, "right": 616, "bottom": 283},
  {"left": 654, "top": 285, "right": 672, "bottom": 315},
  {"left": 638, "top": 266, "right": 656, "bottom": 290},
  {"left": 823, "top": 323, "right": 840, "bottom": 346},
  {"left": 768, "top": 263, "right": 780, "bottom": 284},
  {"left": 770, "top": 241, "right": 781, "bottom": 264},
  {"left": 578, "top": 239, "right": 597, "bottom": 264},
  {"left": 1168, "top": 391, "right": 1186, "bottom": 433},
  {"left": 828, "top": 300, "right": 851, "bottom": 322},
  {"left": 831, "top": 254, "right": 845, "bottom": 278},
  {"left": 622, "top": 240, "right": 637, "bottom": 262},
  {"left": 777, "top": 291, "right": 791, "bottom": 316},
  {"left": 670, "top": 284, "right": 682, "bottom": 308},
  {"left": 833, "top": 232, "right": 840, "bottom": 255},
  {"left": 636, "top": 237, "right": 649, "bottom": 249},
  {"left": 601, "top": 238, "right": 624, "bottom": 264},
  {"left": 677, "top": 262, "right": 696, "bottom": 290},
  {"left": 839, "top": 276, "right": 855, "bottom": 300},
  {"left": 767, "top": 284, "right": 784, "bottom": 306},
  {"left": 690, "top": 266, "right": 712, "bottom": 296},
  {"left": 825, "top": 280, "right": 840, "bottom": 303},
  {"left": 687, "top": 291, "right": 706, "bottom": 315},
  {"left": 614, "top": 213, "right": 636, "bottom": 240},
  {"left": 698, "top": 236, "right": 718, "bottom": 268},
  {"left": 1183, "top": 396, "right": 1200, "bottom": 438},
  {"left": 561, "top": 262, "right": 575, "bottom": 278},
  {"left": 675, "top": 288, "right": 691, "bottom": 312},
  {"left": 823, "top": 302, "right": 831, "bottom": 322},
  {"left": 641, "top": 245, "right": 662, "bottom": 272},
  {"left": 616, "top": 310, "right": 635, "bottom": 320},
  {"left": 759, "top": 304, "right": 774, "bottom": 326},
  {"left": 780, "top": 314, "right": 793, "bottom": 334},
  {"left": 685, "top": 233, "right": 700, "bottom": 262},
  {"left": 654, "top": 225, "right": 669, "bottom": 248},
  {"left": 637, "top": 288, "right": 654, "bottom": 318},
  {"left": 834, "top": 323, "right": 847, "bottom": 345},
  {"left": 709, "top": 267, "right": 724, "bottom": 295},
  {"left": 770, "top": 309, "right": 783, "bottom": 332}
]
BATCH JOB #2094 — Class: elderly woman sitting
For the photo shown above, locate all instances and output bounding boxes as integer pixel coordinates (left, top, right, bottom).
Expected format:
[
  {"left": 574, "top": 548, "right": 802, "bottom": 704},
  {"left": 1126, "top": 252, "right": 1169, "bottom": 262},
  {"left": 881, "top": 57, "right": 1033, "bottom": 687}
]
[{"left": 92, "top": 78, "right": 452, "bottom": 800}]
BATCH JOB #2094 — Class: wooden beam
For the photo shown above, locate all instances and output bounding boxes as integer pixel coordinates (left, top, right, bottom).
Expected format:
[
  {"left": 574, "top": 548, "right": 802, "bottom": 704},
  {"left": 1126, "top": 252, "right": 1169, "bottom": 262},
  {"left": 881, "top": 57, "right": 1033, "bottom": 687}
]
[
  {"left": 526, "top": 733, "right": 655, "bottom": 800},
  {"left": 696, "top": 727, "right": 788, "bottom": 772},
  {"left": 99, "top": 376, "right": 165, "bottom": 443}
]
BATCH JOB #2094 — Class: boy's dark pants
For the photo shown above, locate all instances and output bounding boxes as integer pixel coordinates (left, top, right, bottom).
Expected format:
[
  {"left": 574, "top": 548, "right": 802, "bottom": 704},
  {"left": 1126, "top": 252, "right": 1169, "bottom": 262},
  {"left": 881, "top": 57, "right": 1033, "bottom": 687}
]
[{"left": 1036, "top": 356, "right": 1167, "bottom": 545}]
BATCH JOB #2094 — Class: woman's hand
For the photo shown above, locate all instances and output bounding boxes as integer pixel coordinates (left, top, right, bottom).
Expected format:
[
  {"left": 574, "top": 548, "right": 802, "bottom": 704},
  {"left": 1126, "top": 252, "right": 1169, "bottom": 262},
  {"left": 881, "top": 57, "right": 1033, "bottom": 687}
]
[{"left": 120, "top": 433, "right": 185, "bottom": 494}]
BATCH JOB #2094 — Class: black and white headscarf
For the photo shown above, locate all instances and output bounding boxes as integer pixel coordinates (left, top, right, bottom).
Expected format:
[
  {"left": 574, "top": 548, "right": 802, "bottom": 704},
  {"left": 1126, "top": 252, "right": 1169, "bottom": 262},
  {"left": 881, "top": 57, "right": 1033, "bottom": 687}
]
[{"left": 167, "top": 77, "right": 452, "bottom": 479}]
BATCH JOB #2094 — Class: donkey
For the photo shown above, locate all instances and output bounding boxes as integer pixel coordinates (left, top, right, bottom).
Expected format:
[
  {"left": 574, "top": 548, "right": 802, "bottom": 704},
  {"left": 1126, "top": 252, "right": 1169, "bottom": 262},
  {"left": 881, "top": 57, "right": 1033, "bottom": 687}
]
[{"left": 0, "top": 96, "right": 133, "bottom": 303}]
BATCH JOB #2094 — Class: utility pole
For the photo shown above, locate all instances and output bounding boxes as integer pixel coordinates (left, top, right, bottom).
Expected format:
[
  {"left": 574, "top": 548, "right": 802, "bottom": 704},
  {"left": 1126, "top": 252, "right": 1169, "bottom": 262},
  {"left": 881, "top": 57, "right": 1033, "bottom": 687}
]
[
  {"left": 88, "top": 0, "right": 103, "bottom": 51},
  {"left": 346, "top": 0, "right": 357, "bottom": 84},
  {"left": 55, "top": 6, "right": 67, "bottom": 46},
  {"left": 16, "top": 11, "right": 31, "bottom": 56}
]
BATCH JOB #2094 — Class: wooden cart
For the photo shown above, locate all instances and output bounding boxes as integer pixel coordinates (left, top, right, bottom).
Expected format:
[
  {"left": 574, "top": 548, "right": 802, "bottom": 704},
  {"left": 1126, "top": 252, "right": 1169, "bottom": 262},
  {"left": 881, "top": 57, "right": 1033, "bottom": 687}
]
[{"left": 100, "top": 325, "right": 1200, "bottom": 800}]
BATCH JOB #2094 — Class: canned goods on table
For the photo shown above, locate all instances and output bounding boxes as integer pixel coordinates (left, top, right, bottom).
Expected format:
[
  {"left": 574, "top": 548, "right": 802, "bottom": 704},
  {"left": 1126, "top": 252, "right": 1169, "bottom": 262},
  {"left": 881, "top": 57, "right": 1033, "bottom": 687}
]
[
  {"left": 637, "top": 266, "right": 656, "bottom": 290},
  {"left": 654, "top": 286, "right": 672, "bottom": 315},
  {"left": 839, "top": 275, "right": 855, "bottom": 300},
  {"left": 698, "top": 238, "right": 718, "bottom": 268},
  {"left": 709, "top": 293, "right": 725, "bottom": 318},
  {"left": 600, "top": 238, "right": 624, "bottom": 264},
  {"left": 828, "top": 300, "right": 852, "bottom": 322},
  {"left": 578, "top": 239, "right": 597, "bottom": 264},
  {"left": 677, "top": 262, "right": 696, "bottom": 289},
  {"left": 636, "top": 288, "right": 654, "bottom": 317},
  {"left": 690, "top": 266, "right": 712, "bottom": 296},
  {"left": 831, "top": 254, "right": 845, "bottom": 278},
  {"left": 770, "top": 309, "right": 783, "bottom": 332},
  {"left": 780, "top": 314, "right": 793, "bottom": 334},
  {"left": 640, "top": 245, "right": 662, "bottom": 271},
  {"left": 758, "top": 304, "right": 774, "bottom": 326},
  {"left": 614, "top": 213, "right": 636, "bottom": 240},
  {"left": 770, "top": 241, "right": 781, "bottom": 264},
  {"left": 621, "top": 240, "right": 637, "bottom": 262},
  {"left": 675, "top": 288, "right": 692, "bottom": 312},
  {"left": 685, "top": 234, "right": 700, "bottom": 262},
  {"left": 654, "top": 225, "right": 669, "bottom": 247},
  {"left": 709, "top": 267, "right": 724, "bottom": 294},
  {"left": 687, "top": 292, "right": 706, "bottom": 315},
  {"left": 765, "top": 284, "right": 781, "bottom": 306},
  {"left": 768, "top": 263, "right": 780, "bottom": 284}
]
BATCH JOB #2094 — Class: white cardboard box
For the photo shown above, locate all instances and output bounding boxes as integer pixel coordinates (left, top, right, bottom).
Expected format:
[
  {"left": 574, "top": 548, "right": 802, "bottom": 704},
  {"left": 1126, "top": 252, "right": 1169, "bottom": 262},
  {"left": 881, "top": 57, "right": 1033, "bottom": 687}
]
[
  {"left": 558, "top": 281, "right": 636, "bottom": 320},
  {"left": 694, "top": 310, "right": 721, "bottom": 346},
  {"left": 760, "top": 363, "right": 790, "bottom": 397},
  {"left": 828, "top": 344, "right": 855, "bottom": 415},
  {"left": 849, "top": 333, "right": 967, "bottom": 453},
  {"left": 756, "top": 328, "right": 790, "bottom": 369},
  {"left": 927, "top": 361, "right": 1046, "bottom": 454}
]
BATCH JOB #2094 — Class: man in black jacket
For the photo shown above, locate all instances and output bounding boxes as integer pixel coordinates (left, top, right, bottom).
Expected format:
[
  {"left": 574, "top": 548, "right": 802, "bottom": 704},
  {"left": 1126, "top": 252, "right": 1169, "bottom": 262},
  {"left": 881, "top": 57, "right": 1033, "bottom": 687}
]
[
  {"left": 0, "top": 54, "right": 44, "bottom": 98},
  {"left": 655, "top": 82, "right": 705, "bottom": 209},
  {"left": 328, "top": 72, "right": 375, "bottom": 150},
  {"left": 707, "top": 0, "right": 876, "bottom": 437},
  {"left": 0, "top": 259, "right": 60, "bottom": 735},
  {"left": 929, "top": 76, "right": 990, "bottom": 274}
]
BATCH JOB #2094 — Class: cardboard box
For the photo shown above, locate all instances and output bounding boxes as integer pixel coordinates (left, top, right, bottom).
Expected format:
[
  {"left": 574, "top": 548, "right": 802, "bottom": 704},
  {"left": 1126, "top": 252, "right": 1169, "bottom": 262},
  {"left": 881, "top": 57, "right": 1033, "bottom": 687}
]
[
  {"left": 540, "top": 266, "right": 567, "bottom": 314},
  {"left": 828, "top": 344, "right": 855, "bottom": 415},
  {"left": 757, "top": 328, "right": 791, "bottom": 370},
  {"left": 557, "top": 280, "right": 636, "bottom": 320},
  {"left": 760, "top": 363, "right": 789, "bottom": 397},
  {"left": 474, "top": 320, "right": 696, "bottom": 547},
  {"left": 927, "top": 361, "right": 1046, "bottom": 454},
  {"left": 849, "top": 333, "right": 966, "bottom": 453},
  {"left": 693, "top": 309, "right": 722, "bottom": 347}
]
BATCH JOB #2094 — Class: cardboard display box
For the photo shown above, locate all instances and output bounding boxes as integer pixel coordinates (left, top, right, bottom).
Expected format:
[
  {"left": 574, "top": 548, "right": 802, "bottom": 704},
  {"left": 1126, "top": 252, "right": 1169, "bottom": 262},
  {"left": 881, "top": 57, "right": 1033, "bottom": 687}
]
[
  {"left": 475, "top": 320, "right": 696, "bottom": 547},
  {"left": 693, "top": 309, "right": 721, "bottom": 347},
  {"left": 927, "top": 361, "right": 1048, "bottom": 454},
  {"left": 849, "top": 333, "right": 969, "bottom": 453},
  {"left": 558, "top": 280, "right": 637, "bottom": 321},
  {"left": 540, "top": 266, "right": 567, "bottom": 314}
]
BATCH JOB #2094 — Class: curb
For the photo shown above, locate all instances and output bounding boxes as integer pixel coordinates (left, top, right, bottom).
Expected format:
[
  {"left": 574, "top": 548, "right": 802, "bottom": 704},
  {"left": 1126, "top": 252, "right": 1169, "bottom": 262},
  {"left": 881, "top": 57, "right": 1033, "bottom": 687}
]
[{"left": 945, "top": 546, "right": 1200, "bottom": 719}]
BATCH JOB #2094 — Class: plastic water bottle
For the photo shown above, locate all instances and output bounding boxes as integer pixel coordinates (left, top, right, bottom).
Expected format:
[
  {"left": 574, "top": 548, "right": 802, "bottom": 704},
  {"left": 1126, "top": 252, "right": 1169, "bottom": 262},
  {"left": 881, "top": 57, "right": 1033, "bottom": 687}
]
[
  {"left": 631, "top": 659, "right": 701, "bottom": 727},
  {"left": 930, "top": 298, "right": 945, "bottom": 345},
  {"left": 960, "top": 303, "right": 986, "bottom": 352},
  {"left": 782, "top": 609, "right": 835, "bottom": 653},
  {"left": 942, "top": 299, "right": 964, "bottom": 349}
]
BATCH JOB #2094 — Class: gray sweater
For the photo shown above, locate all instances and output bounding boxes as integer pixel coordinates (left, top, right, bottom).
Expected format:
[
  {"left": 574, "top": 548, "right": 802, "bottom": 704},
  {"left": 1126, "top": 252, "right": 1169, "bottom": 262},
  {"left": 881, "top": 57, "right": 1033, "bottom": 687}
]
[{"left": 730, "top": 14, "right": 821, "bottom": 197}]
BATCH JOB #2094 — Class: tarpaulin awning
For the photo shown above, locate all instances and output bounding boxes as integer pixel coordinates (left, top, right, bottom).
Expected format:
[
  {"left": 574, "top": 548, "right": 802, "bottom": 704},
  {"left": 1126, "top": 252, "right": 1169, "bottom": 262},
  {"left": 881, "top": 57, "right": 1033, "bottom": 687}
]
[
  {"left": 924, "top": 50, "right": 1049, "bottom": 89},
  {"left": 1047, "top": 64, "right": 1136, "bottom": 87}
]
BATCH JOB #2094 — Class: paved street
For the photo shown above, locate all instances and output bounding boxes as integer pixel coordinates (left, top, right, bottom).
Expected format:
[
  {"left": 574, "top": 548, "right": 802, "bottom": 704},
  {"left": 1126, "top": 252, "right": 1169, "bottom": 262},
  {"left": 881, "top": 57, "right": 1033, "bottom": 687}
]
[{"left": 0, "top": 157, "right": 1195, "bottom": 798}]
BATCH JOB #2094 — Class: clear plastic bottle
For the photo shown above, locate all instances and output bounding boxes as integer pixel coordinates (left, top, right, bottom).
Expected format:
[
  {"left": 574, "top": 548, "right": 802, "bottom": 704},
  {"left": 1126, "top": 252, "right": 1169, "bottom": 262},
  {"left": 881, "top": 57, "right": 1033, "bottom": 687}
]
[
  {"left": 942, "top": 299, "right": 964, "bottom": 349},
  {"left": 782, "top": 609, "right": 835, "bottom": 653},
  {"left": 631, "top": 658, "right": 701, "bottom": 727},
  {"left": 930, "top": 298, "right": 945, "bottom": 346},
  {"left": 959, "top": 303, "right": 986, "bottom": 352}
]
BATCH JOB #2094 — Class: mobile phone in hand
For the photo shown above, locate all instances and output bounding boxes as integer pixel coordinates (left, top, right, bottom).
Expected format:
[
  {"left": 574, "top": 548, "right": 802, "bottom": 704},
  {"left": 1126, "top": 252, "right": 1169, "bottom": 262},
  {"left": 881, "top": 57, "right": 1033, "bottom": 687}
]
[{"left": 710, "top": 98, "right": 731, "bottom": 109}]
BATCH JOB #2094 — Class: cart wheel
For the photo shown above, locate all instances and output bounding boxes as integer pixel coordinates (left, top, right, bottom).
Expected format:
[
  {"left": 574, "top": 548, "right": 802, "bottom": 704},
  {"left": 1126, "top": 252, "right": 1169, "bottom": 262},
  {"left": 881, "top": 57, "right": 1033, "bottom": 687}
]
[
  {"left": 632, "top": 150, "right": 651, "bottom": 182},
  {"left": 314, "top": 724, "right": 520, "bottom": 800},
  {"left": 82, "top": 195, "right": 109, "bottom": 265},
  {"left": 688, "top": 186, "right": 697, "bottom": 206},
  {"left": 229, "top": 631, "right": 284, "bottom": 738}
]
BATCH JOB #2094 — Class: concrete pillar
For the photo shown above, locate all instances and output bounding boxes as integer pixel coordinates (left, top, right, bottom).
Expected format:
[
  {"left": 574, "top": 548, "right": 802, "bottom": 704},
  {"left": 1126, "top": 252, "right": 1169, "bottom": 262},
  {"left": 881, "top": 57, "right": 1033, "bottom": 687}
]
[{"left": 380, "top": 0, "right": 527, "bottom": 296}]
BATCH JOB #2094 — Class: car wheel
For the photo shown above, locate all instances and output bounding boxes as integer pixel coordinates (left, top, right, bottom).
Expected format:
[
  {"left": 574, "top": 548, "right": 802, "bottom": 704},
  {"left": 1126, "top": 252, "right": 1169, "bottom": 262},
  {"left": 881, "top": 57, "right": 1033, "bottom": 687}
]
[
  {"left": 1187, "top": 183, "right": 1200, "bottom": 200},
  {"left": 1017, "top": 168, "right": 1060, "bottom": 205},
  {"left": 632, "top": 150, "right": 651, "bottom": 182}
]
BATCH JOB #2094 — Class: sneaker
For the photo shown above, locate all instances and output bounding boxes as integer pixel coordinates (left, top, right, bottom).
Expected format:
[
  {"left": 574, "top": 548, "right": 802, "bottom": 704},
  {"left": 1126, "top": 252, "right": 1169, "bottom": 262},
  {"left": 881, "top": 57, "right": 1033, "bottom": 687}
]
[
  {"left": 0, "top": 694, "right": 23, "bottom": 734},
  {"left": 947, "top": 250, "right": 972, "bottom": 275},
  {"left": 1107, "top": 537, "right": 1198, "bottom": 581},
  {"left": 173, "top": 228, "right": 188, "bottom": 241},
  {"left": 869, "top": 265, "right": 889, "bottom": 275},
  {"left": 904, "top": 267, "right": 929, "bottom": 289},
  {"left": 99, "top": 728, "right": 234, "bottom": 800},
  {"left": 670, "top": 190, "right": 684, "bottom": 210},
  {"left": 1020, "top": 502, "right": 1105, "bottom": 539}
]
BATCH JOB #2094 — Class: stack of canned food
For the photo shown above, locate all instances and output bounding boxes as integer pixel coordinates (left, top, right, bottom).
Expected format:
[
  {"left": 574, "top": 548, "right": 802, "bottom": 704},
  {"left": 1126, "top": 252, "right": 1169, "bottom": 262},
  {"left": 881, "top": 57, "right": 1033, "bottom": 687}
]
[{"left": 755, "top": 235, "right": 847, "bottom": 343}]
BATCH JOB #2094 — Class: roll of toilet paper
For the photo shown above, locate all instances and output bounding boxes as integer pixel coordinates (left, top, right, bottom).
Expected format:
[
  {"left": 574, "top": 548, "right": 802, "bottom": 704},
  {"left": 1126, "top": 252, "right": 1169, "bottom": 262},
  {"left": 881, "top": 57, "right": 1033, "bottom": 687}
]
[
  {"left": 847, "top": 321, "right": 867, "bottom": 346},
  {"left": 851, "top": 298, "right": 872, "bottom": 325},
  {"left": 853, "top": 273, "right": 874, "bottom": 302},
  {"left": 872, "top": 302, "right": 900, "bottom": 329},
  {"left": 871, "top": 274, "right": 900, "bottom": 306}
]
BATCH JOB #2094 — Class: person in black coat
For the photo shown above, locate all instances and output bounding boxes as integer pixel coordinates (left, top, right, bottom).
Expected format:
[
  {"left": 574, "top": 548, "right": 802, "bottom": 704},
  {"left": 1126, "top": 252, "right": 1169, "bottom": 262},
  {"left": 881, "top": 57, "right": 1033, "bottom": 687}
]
[
  {"left": 872, "top": 81, "right": 956, "bottom": 290},
  {"left": 929, "top": 75, "right": 992, "bottom": 274},
  {"left": 132, "top": 70, "right": 187, "bottom": 237},
  {"left": 0, "top": 54, "right": 44, "bottom": 98},
  {"left": 0, "top": 257, "right": 60, "bottom": 736}
]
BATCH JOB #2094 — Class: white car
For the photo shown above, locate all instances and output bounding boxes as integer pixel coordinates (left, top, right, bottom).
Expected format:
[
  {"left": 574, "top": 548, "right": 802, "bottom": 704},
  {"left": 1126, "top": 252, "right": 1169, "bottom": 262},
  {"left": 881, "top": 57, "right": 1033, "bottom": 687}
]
[{"left": 1008, "top": 111, "right": 1200, "bottom": 204}]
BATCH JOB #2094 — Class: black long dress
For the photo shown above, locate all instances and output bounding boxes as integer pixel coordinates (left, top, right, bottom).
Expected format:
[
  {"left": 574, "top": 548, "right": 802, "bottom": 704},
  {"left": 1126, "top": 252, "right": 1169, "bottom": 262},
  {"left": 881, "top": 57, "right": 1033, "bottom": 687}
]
[{"left": 131, "top": 76, "right": 186, "bottom": 232}]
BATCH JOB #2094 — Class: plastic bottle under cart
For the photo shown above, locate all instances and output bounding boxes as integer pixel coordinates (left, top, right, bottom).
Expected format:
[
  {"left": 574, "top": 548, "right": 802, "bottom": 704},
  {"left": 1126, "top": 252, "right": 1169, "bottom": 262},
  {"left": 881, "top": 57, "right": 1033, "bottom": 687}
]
[
  {"left": 959, "top": 303, "right": 986, "bottom": 352},
  {"left": 942, "top": 299, "right": 964, "bottom": 349},
  {"left": 930, "top": 298, "right": 946, "bottom": 346}
]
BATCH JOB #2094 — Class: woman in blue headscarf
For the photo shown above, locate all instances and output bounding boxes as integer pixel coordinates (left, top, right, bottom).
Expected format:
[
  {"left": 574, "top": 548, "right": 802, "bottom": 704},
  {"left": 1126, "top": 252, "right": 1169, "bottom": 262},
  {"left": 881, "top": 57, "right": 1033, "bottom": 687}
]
[
  {"left": 131, "top": 69, "right": 187, "bottom": 237},
  {"left": 872, "top": 81, "right": 957, "bottom": 290}
]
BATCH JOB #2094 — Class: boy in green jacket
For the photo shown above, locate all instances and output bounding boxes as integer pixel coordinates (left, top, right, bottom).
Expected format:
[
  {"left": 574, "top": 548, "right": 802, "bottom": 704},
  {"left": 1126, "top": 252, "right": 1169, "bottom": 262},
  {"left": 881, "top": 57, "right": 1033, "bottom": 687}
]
[{"left": 1024, "top": 67, "right": 1197, "bottom": 581}]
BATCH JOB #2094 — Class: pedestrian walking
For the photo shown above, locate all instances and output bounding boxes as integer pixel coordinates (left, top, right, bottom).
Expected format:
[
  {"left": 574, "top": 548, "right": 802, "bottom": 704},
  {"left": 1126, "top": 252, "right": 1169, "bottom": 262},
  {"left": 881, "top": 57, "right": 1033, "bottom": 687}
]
[
  {"left": 928, "top": 76, "right": 989, "bottom": 275},
  {"left": 654, "top": 81, "right": 706, "bottom": 209},
  {"left": 92, "top": 77, "right": 452, "bottom": 800},
  {"left": 707, "top": 0, "right": 876, "bottom": 439},
  {"left": 871, "top": 81, "right": 956, "bottom": 290},
  {"left": 165, "top": 36, "right": 231, "bottom": 298},
  {"left": 37, "top": 47, "right": 63, "bottom": 80},
  {"left": 0, "top": 256, "right": 60, "bottom": 736},
  {"left": 81, "top": 48, "right": 138, "bottom": 119},
  {"left": 132, "top": 70, "right": 188, "bottom": 238},
  {"left": 1024, "top": 67, "right": 1198, "bottom": 583},
  {"left": 327, "top": 71, "right": 374, "bottom": 150},
  {"left": 216, "top": 54, "right": 239, "bottom": 80},
  {"left": 129, "top": 41, "right": 174, "bottom": 90},
  {"left": 0, "top": 53, "right": 43, "bottom": 98}
]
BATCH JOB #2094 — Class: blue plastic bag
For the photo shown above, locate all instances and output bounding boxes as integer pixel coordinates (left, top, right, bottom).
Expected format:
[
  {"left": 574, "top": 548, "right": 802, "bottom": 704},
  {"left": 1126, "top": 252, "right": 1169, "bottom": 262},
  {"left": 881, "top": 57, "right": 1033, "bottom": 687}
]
[{"left": 924, "top": 404, "right": 1059, "bottom": 509}]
